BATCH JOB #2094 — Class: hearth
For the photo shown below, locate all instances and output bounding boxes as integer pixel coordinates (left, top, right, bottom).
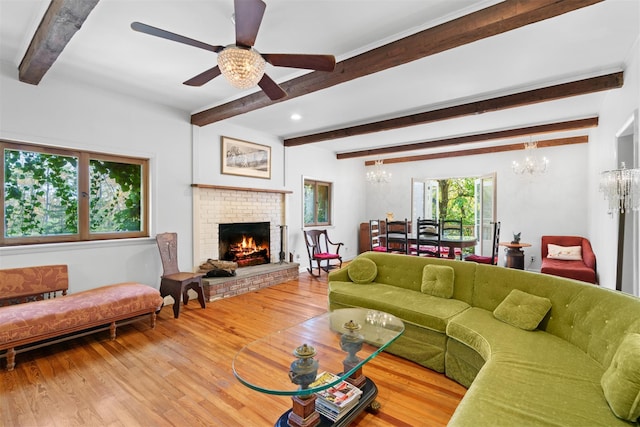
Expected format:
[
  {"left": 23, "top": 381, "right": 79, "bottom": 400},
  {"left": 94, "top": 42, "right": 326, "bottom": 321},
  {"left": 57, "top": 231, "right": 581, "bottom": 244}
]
[{"left": 219, "top": 222, "right": 270, "bottom": 267}]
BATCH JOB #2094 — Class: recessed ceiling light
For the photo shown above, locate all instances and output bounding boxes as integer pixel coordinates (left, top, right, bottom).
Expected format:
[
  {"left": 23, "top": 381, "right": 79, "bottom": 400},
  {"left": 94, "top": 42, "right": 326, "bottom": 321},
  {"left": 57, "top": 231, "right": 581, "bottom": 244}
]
[{"left": 290, "top": 113, "right": 302, "bottom": 121}]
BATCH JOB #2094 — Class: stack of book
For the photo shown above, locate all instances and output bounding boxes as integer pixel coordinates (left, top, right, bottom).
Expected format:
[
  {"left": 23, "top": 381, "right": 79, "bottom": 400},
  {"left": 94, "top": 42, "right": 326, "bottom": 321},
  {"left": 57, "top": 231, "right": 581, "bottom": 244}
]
[{"left": 310, "top": 372, "right": 363, "bottom": 422}]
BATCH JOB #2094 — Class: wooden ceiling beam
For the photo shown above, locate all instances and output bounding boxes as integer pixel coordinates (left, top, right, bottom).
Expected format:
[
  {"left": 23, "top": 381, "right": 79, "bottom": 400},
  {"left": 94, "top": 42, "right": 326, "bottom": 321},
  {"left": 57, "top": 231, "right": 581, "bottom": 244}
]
[
  {"left": 365, "top": 135, "right": 588, "bottom": 166},
  {"left": 292, "top": 72, "right": 620, "bottom": 147},
  {"left": 341, "top": 117, "right": 598, "bottom": 160},
  {"left": 191, "top": 0, "right": 604, "bottom": 127},
  {"left": 19, "top": 0, "right": 100, "bottom": 85}
]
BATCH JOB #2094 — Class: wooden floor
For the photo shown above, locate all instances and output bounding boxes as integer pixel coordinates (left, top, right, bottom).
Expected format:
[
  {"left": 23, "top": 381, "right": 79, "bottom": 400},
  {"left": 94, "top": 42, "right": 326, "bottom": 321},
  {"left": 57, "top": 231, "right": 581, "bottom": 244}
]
[{"left": 1, "top": 271, "right": 466, "bottom": 427}]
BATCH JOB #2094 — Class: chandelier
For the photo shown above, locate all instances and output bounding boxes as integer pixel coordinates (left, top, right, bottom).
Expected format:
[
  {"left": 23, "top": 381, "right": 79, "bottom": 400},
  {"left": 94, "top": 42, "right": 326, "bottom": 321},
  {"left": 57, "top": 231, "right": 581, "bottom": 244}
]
[
  {"left": 512, "top": 140, "right": 549, "bottom": 175},
  {"left": 599, "top": 162, "right": 640, "bottom": 214},
  {"left": 217, "top": 45, "right": 265, "bottom": 89},
  {"left": 366, "top": 160, "right": 392, "bottom": 183}
]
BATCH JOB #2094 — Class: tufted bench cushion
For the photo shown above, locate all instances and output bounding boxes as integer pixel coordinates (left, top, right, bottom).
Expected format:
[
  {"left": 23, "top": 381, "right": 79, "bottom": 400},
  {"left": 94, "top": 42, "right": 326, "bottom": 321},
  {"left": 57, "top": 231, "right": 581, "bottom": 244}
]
[
  {"left": 0, "top": 281, "right": 163, "bottom": 370},
  {"left": 0, "top": 282, "right": 163, "bottom": 348}
]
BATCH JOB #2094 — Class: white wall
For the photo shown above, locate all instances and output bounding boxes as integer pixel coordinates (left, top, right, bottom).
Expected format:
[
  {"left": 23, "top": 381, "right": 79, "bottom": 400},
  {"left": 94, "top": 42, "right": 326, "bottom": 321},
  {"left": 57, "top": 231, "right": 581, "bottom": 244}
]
[
  {"left": 589, "top": 37, "right": 640, "bottom": 292},
  {"left": 364, "top": 143, "right": 590, "bottom": 271},
  {"left": 0, "top": 60, "right": 193, "bottom": 293}
]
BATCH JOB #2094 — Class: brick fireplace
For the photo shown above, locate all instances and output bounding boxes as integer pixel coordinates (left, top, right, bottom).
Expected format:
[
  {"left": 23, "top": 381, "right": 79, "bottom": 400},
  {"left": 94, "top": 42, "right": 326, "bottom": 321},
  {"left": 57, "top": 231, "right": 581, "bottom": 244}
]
[{"left": 192, "top": 184, "right": 297, "bottom": 301}]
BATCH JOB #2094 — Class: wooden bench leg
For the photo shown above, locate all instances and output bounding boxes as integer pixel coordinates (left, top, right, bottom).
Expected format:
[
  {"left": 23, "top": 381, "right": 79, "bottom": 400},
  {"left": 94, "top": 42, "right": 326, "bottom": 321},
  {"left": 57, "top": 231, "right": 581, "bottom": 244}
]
[
  {"left": 6, "top": 347, "right": 15, "bottom": 371},
  {"left": 110, "top": 322, "right": 116, "bottom": 340},
  {"left": 150, "top": 312, "right": 157, "bottom": 328}
]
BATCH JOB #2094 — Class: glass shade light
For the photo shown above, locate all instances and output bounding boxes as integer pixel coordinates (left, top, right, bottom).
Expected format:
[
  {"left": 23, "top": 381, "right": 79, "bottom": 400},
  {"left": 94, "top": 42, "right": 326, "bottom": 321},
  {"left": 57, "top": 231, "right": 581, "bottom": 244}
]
[
  {"left": 366, "top": 160, "right": 391, "bottom": 183},
  {"left": 512, "top": 141, "right": 549, "bottom": 175},
  {"left": 217, "top": 45, "right": 265, "bottom": 89},
  {"left": 599, "top": 162, "right": 640, "bottom": 214}
]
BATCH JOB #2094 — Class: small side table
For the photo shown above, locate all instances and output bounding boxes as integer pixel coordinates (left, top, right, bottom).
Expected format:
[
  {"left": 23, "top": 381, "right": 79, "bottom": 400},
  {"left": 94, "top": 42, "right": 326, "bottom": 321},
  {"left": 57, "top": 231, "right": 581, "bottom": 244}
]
[{"left": 499, "top": 242, "right": 531, "bottom": 270}]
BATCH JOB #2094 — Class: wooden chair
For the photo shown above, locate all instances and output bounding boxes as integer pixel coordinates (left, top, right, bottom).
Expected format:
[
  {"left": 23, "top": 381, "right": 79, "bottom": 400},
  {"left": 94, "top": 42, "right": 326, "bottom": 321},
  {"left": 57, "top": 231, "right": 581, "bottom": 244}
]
[
  {"left": 156, "top": 232, "right": 206, "bottom": 318},
  {"left": 415, "top": 218, "right": 441, "bottom": 257},
  {"left": 441, "top": 218, "right": 463, "bottom": 259},
  {"left": 304, "top": 230, "right": 344, "bottom": 276},
  {"left": 369, "top": 219, "right": 387, "bottom": 252},
  {"left": 465, "top": 221, "right": 501, "bottom": 265},
  {"left": 386, "top": 219, "right": 409, "bottom": 254}
]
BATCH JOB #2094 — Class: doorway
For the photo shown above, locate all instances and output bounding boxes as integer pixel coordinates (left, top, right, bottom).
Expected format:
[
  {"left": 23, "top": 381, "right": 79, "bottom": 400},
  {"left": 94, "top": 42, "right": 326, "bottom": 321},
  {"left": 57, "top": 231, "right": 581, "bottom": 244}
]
[{"left": 615, "top": 110, "right": 639, "bottom": 296}]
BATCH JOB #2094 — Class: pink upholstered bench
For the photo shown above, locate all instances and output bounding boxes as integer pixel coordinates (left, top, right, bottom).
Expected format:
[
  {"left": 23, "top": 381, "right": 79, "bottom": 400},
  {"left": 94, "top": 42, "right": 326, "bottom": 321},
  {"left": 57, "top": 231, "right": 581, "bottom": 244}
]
[{"left": 0, "top": 265, "right": 163, "bottom": 371}]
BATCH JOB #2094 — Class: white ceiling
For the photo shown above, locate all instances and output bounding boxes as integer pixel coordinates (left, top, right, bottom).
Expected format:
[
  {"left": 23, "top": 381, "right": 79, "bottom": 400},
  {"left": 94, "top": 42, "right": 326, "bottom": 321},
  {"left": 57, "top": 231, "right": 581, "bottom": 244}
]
[{"left": 1, "top": 0, "right": 638, "bottom": 158}]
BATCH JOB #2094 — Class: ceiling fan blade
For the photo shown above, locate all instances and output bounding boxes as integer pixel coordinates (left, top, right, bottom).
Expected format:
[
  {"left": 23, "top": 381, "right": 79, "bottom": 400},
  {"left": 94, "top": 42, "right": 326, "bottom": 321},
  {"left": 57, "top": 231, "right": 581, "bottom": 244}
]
[
  {"left": 258, "top": 74, "right": 287, "bottom": 100},
  {"left": 183, "top": 66, "right": 222, "bottom": 86},
  {"left": 262, "top": 53, "right": 336, "bottom": 72},
  {"left": 234, "top": 0, "right": 266, "bottom": 47},
  {"left": 131, "top": 22, "right": 223, "bottom": 53}
]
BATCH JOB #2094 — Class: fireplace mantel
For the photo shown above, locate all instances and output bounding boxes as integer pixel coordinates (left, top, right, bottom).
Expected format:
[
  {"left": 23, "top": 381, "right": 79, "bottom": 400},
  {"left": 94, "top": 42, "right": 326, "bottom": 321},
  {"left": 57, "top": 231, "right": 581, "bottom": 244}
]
[{"left": 191, "top": 184, "right": 292, "bottom": 194}]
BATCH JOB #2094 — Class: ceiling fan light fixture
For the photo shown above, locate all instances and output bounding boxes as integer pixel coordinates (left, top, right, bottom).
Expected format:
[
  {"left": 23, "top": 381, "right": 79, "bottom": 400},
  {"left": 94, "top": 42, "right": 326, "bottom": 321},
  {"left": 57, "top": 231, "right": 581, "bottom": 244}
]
[{"left": 217, "top": 45, "right": 265, "bottom": 89}]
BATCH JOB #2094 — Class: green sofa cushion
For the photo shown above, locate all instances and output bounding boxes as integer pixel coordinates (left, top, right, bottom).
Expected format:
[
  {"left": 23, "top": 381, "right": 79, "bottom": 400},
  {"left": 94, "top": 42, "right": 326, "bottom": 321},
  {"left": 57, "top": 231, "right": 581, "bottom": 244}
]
[
  {"left": 328, "top": 281, "right": 469, "bottom": 333},
  {"left": 421, "top": 264, "right": 454, "bottom": 298},
  {"left": 601, "top": 333, "right": 640, "bottom": 422},
  {"left": 493, "top": 289, "right": 552, "bottom": 331},
  {"left": 347, "top": 257, "right": 377, "bottom": 284}
]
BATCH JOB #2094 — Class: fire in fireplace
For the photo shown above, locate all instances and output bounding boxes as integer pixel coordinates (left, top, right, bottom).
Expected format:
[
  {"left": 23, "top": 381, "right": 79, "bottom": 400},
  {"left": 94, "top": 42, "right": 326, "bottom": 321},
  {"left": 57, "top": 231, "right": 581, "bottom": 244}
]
[{"left": 219, "top": 222, "right": 270, "bottom": 267}]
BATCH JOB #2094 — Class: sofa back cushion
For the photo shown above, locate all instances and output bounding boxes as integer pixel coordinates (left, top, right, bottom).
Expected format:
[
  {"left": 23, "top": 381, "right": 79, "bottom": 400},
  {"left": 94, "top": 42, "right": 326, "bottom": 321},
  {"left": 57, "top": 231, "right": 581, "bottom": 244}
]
[
  {"left": 473, "top": 264, "right": 640, "bottom": 367},
  {"left": 355, "top": 252, "right": 476, "bottom": 304},
  {"left": 0, "top": 265, "right": 68, "bottom": 305}
]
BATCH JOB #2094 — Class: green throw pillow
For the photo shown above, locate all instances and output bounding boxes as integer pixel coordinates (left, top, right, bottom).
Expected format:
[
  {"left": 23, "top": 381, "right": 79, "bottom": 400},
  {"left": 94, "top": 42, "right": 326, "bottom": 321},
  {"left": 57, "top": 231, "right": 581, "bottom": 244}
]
[
  {"left": 347, "top": 257, "right": 377, "bottom": 284},
  {"left": 601, "top": 333, "right": 640, "bottom": 422},
  {"left": 421, "top": 264, "right": 454, "bottom": 298},
  {"left": 493, "top": 289, "right": 552, "bottom": 331}
]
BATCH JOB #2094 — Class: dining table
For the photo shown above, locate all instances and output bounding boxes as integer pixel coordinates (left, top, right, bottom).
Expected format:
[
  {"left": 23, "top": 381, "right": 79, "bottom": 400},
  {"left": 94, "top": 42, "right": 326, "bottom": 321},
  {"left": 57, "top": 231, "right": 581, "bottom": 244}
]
[
  {"left": 408, "top": 235, "right": 478, "bottom": 259},
  {"left": 439, "top": 236, "right": 478, "bottom": 259}
]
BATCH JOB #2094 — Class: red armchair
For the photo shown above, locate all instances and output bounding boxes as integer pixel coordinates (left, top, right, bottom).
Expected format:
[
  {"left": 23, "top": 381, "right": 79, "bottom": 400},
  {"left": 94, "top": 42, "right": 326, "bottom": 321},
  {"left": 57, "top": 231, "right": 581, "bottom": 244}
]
[{"left": 540, "top": 236, "right": 597, "bottom": 284}]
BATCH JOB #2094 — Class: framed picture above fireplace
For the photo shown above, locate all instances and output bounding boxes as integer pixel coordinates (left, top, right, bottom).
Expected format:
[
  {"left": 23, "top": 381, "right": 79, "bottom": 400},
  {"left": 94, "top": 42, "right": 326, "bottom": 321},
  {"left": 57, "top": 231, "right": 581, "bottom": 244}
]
[{"left": 221, "top": 136, "right": 271, "bottom": 179}]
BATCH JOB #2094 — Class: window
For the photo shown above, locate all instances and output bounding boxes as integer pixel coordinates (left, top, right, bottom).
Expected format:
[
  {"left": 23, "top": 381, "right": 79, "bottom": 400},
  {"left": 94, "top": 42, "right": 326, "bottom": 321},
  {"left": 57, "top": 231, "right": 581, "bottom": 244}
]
[
  {"left": 1, "top": 141, "right": 149, "bottom": 246},
  {"left": 303, "top": 179, "right": 332, "bottom": 226}
]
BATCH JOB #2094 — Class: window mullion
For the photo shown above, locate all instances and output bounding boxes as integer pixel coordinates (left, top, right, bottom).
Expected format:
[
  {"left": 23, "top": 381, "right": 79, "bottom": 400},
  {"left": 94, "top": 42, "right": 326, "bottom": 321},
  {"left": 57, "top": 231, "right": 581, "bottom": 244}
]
[{"left": 78, "top": 153, "right": 90, "bottom": 240}]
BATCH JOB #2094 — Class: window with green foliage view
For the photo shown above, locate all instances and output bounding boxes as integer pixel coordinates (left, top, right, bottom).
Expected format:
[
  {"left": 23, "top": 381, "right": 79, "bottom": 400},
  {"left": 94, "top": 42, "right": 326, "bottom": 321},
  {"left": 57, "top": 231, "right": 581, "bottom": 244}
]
[
  {"left": 304, "top": 179, "right": 332, "bottom": 226},
  {"left": 2, "top": 142, "right": 148, "bottom": 245}
]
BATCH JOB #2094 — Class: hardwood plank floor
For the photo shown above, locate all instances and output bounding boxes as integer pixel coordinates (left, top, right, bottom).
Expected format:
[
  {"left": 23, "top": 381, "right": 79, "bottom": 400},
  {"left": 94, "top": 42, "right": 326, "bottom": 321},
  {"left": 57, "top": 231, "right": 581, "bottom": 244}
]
[{"left": 1, "top": 271, "right": 466, "bottom": 426}]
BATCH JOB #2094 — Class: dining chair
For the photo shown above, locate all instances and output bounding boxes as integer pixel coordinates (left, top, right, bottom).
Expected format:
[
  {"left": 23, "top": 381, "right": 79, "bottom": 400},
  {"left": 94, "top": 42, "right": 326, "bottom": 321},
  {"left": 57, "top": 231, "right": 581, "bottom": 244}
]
[
  {"left": 465, "top": 221, "right": 501, "bottom": 265},
  {"left": 413, "top": 218, "right": 440, "bottom": 257},
  {"left": 156, "top": 232, "right": 206, "bottom": 318},
  {"left": 441, "top": 218, "right": 463, "bottom": 259},
  {"left": 369, "top": 219, "right": 387, "bottom": 252},
  {"left": 385, "top": 219, "right": 409, "bottom": 254},
  {"left": 304, "top": 229, "right": 344, "bottom": 276}
]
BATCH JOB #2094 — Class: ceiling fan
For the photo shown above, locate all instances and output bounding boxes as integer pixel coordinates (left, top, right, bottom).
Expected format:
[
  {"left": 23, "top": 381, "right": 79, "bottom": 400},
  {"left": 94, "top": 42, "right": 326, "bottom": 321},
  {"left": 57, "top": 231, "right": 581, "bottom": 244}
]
[{"left": 131, "top": 0, "right": 336, "bottom": 100}]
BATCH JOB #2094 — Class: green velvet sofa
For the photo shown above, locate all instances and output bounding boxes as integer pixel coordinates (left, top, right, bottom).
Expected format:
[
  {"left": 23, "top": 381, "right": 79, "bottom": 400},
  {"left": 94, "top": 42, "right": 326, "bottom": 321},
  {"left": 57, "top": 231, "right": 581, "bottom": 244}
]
[{"left": 328, "top": 252, "right": 640, "bottom": 426}]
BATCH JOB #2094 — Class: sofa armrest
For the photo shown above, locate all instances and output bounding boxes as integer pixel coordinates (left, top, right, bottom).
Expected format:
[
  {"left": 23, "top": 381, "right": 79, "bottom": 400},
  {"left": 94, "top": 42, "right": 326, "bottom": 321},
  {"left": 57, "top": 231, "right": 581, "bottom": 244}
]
[
  {"left": 328, "top": 265, "right": 351, "bottom": 282},
  {"left": 581, "top": 239, "right": 596, "bottom": 272}
]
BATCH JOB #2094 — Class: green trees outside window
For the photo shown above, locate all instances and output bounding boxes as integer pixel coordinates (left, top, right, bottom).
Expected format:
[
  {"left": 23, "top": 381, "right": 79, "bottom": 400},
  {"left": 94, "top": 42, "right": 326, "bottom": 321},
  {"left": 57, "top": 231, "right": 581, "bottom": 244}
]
[
  {"left": 304, "top": 179, "right": 332, "bottom": 226},
  {"left": 2, "top": 142, "right": 148, "bottom": 245}
]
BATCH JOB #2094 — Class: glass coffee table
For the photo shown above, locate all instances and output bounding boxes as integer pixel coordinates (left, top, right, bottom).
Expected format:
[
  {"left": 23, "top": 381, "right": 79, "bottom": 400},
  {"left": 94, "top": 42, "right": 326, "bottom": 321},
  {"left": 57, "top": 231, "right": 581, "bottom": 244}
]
[{"left": 233, "top": 308, "right": 404, "bottom": 427}]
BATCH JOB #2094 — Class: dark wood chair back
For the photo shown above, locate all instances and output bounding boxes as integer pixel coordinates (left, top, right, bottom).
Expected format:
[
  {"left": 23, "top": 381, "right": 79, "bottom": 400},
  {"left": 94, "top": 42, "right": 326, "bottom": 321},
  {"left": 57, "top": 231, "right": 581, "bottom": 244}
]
[
  {"left": 441, "top": 218, "right": 463, "bottom": 239},
  {"left": 416, "top": 218, "right": 441, "bottom": 257},
  {"left": 386, "top": 219, "right": 409, "bottom": 254},
  {"left": 490, "top": 221, "right": 501, "bottom": 265},
  {"left": 156, "top": 232, "right": 180, "bottom": 276},
  {"left": 369, "top": 219, "right": 387, "bottom": 251}
]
